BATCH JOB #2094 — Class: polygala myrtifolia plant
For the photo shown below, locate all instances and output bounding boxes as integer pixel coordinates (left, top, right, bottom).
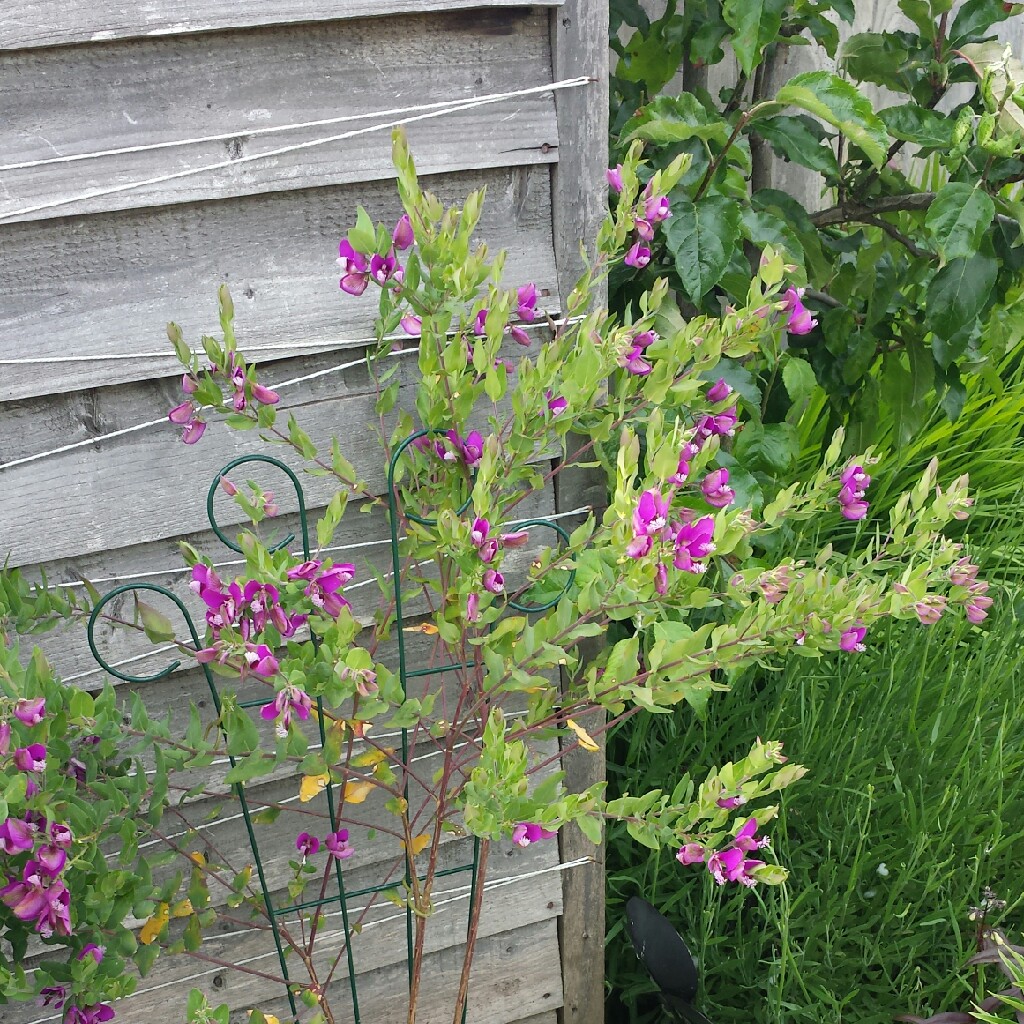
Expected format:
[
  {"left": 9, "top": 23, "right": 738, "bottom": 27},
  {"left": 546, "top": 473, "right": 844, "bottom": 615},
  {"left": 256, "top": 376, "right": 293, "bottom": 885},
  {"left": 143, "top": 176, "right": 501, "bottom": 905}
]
[
  {"left": 0, "top": 131, "right": 992, "bottom": 1024},
  {"left": 611, "top": 0, "right": 1024, "bottom": 451},
  {"left": 0, "top": 571, "right": 203, "bottom": 1023}
]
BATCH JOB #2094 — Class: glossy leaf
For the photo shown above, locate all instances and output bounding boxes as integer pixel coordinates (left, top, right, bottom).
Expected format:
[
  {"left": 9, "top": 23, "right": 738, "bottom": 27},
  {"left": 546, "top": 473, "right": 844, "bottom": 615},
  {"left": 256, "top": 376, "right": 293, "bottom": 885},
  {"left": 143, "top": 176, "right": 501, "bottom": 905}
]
[
  {"left": 879, "top": 104, "right": 954, "bottom": 148},
  {"left": 841, "top": 32, "right": 911, "bottom": 89},
  {"left": 949, "top": 0, "right": 1017, "bottom": 46},
  {"left": 665, "top": 196, "right": 741, "bottom": 301},
  {"left": 722, "top": 0, "right": 788, "bottom": 75},
  {"left": 925, "top": 183, "right": 995, "bottom": 264},
  {"left": 754, "top": 115, "right": 840, "bottom": 179},
  {"left": 773, "top": 71, "right": 889, "bottom": 167},
  {"left": 622, "top": 94, "right": 730, "bottom": 146},
  {"left": 925, "top": 254, "right": 997, "bottom": 343}
]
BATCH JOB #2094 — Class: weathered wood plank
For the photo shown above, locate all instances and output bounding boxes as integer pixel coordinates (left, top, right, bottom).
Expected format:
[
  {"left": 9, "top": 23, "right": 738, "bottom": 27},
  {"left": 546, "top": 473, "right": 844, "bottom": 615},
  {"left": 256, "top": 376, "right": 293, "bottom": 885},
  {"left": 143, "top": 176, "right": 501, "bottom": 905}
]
[
  {"left": 13, "top": 855, "right": 565, "bottom": 1022},
  {"left": 0, "top": 164, "right": 558, "bottom": 401},
  {"left": 550, "top": 5, "right": 608, "bottom": 1024},
  {"left": 0, "top": 10, "right": 558, "bottom": 225},
  {"left": 0, "top": 1, "right": 564, "bottom": 51},
  {"left": 0, "top": 330, "right": 559, "bottom": 567},
  {"left": 29, "top": 484, "right": 556, "bottom": 681}
]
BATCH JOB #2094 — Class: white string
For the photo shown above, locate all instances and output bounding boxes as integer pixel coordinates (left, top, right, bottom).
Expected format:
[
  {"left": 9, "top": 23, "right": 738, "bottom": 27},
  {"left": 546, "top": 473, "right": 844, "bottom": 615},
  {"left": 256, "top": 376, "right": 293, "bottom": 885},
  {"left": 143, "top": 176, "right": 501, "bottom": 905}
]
[
  {"left": 0, "top": 315, "right": 582, "bottom": 471},
  {"left": 0, "top": 77, "right": 590, "bottom": 224},
  {"left": 0, "top": 314, "right": 572, "bottom": 367},
  {"left": 20, "top": 855, "right": 593, "bottom": 1018},
  {"left": 0, "top": 85, "right": 581, "bottom": 174}
]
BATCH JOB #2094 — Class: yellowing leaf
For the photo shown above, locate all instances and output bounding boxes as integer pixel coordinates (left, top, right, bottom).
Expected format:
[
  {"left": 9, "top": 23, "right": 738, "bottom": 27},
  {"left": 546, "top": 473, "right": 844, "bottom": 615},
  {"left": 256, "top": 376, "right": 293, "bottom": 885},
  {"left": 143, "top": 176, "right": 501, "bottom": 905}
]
[
  {"left": 343, "top": 780, "right": 375, "bottom": 804},
  {"left": 299, "top": 773, "right": 329, "bottom": 803},
  {"left": 401, "top": 833, "right": 431, "bottom": 856},
  {"left": 139, "top": 902, "right": 169, "bottom": 945},
  {"left": 566, "top": 718, "right": 600, "bottom": 752},
  {"left": 352, "top": 747, "right": 393, "bottom": 768},
  {"left": 171, "top": 898, "right": 193, "bottom": 918},
  {"left": 347, "top": 719, "right": 372, "bottom": 738},
  {"left": 402, "top": 622, "right": 438, "bottom": 634},
  {"left": 189, "top": 851, "right": 206, "bottom": 867}
]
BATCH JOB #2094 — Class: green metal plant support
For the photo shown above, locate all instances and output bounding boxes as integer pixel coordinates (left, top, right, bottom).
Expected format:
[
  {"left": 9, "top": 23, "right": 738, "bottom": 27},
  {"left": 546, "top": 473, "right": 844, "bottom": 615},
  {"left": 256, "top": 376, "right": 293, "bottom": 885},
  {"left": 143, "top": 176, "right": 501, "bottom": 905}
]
[{"left": 86, "top": 438, "right": 574, "bottom": 1023}]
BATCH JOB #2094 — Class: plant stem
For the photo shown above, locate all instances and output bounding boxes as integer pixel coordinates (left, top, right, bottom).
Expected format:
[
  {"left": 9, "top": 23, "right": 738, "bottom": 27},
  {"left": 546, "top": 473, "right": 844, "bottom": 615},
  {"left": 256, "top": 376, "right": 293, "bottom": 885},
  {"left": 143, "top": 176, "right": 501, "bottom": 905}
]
[{"left": 450, "top": 838, "right": 491, "bottom": 1024}]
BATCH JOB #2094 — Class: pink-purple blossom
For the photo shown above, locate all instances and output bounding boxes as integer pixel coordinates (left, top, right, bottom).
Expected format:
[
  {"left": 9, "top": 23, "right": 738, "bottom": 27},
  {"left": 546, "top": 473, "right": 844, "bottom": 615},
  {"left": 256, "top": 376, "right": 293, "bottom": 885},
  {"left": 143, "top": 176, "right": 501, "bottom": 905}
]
[
  {"left": 512, "top": 823, "right": 557, "bottom": 847},
  {"left": 400, "top": 315, "right": 422, "bottom": 337},
  {"left": 78, "top": 943, "right": 105, "bottom": 964},
  {"left": 546, "top": 391, "right": 567, "bottom": 417},
  {"left": 13, "top": 698, "right": 45, "bottom": 726},
  {"left": 606, "top": 165, "right": 624, "bottom": 193},
  {"left": 0, "top": 818, "right": 35, "bottom": 854},
  {"left": 627, "top": 490, "right": 671, "bottom": 559},
  {"left": 701, "top": 468, "right": 735, "bottom": 508},
  {"left": 392, "top": 214, "right": 414, "bottom": 250},
  {"left": 326, "top": 829, "right": 355, "bottom": 860},
  {"left": 296, "top": 832, "right": 320, "bottom": 858},
  {"left": 482, "top": 569, "right": 505, "bottom": 595},
  {"left": 838, "top": 464, "right": 871, "bottom": 520},
  {"left": 673, "top": 517, "right": 716, "bottom": 573},
  {"left": 516, "top": 283, "right": 537, "bottom": 322},
  {"left": 260, "top": 685, "right": 312, "bottom": 737},
  {"left": 370, "top": 253, "right": 397, "bottom": 285},
  {"left": 66, "top": 1005, "right": 115, "bottom": 1024},
  {"left": 706, "top": 378, "right": 732, "bottom": 403},
  {"left": 643, "top": 194, "right": 671, "bottom": 223},
  {"left": 338, "top": 240, "right": 369, "bottom": 296},
  {"left": 624, "top": 242, "right": 651, "bottom": 269},
  {"left": 839, "top": 625, "right": 867, "bottom": 652},
  {"left": 781, "top": 287, "right": 816, "bottom": 335},
  {"left": 14, "top": 744, "right": 46, "bottom": 773},
  {"left": 0, "top": 861, "right": 72, "bottom": 937}
]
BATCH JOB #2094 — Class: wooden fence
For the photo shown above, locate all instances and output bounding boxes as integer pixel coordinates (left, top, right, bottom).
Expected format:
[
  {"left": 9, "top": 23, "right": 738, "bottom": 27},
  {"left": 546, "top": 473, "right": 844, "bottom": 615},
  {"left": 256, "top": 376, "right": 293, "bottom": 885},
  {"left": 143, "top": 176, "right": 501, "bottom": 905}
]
[{"left": 0, "top": 2, "right": 607, "bottom": 1021}]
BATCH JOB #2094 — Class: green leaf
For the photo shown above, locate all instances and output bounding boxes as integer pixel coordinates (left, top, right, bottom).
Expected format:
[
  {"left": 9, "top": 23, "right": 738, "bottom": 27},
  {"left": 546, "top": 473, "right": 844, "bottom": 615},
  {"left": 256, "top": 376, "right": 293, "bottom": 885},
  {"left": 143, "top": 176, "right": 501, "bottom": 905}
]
[
  {"left": 622, "top": 94, "right": 730, "bottom": 146},
  {"left": 734, "top": 421, "right": 799, "bottom": 473},
  {"left": 898, "top": 0, "right": 935, "bottom": 38},
  {"left": 739, "top": 208, "right": 805, "bottom": 269},
  {"left": 949, "top": 0, "right": 1017, "bottom": 46},
  {"left": 925, "top": 254, "right": 997, "bottom": 342},
  {"left": 840, "top": 33, "right": 911, "bottom": 88},
  {"left": 925, "top": 183, "right": 995, "bottom": 264},
  {"left": 878, "top": 105, "right": 954, "bottom": 148},
  {"left": 773, "top": 71, "right": 889, "bottom": 167},
  {"left": 136, "top": 599, "right": 176, "bottom": 643},
  {"left": 722, "top": 0, "right": 788, "bottom": 75},
  {"left": 781, "top": 356, "right": 818, "bottom": 407},
  {"left": 664, "top": 196, "right": 741, "bottom": 301},
  {"left": 753, "top": 115, "right": 840, "bottom": 179}
]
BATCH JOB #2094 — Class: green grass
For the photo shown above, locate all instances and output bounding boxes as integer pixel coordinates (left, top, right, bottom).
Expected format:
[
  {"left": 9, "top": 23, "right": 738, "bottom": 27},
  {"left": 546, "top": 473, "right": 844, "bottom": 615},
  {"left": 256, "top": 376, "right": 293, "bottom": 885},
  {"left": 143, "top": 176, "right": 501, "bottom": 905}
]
[{"left": 606, "top": 589, "right": 1024, "bottom": 1024}]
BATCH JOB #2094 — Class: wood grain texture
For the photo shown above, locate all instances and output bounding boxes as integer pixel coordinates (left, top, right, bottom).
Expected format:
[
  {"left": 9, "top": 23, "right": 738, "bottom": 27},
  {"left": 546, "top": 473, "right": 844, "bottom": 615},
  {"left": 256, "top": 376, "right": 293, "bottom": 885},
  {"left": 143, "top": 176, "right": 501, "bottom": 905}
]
[
  {"left": 0, "top": 1, "right": 563, "bottom": 51},
  {"left": 551, "top": 5, "right": 608, "bottom": 1024},
  {"left": 0, "top": 332, "right": 558, "bottom": 567},
  {"left": 0, "top": 10, "right": 558, "bottom": 225},
  {"left": 0, "top": 164, "right": 558, "bottom": 401}
]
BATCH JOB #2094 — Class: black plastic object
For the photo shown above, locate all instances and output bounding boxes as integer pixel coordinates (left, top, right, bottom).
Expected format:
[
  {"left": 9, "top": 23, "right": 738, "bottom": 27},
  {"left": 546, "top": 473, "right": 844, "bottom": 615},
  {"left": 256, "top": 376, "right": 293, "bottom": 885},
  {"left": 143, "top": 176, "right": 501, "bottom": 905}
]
[{"left": 625, "top": 896, "right": 715, "bottom": 1024}]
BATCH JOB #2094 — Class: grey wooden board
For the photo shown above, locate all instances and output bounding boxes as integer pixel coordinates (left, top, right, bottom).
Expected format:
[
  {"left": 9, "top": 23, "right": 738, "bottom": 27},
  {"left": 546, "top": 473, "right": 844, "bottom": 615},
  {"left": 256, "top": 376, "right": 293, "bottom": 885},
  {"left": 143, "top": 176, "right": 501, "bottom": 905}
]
[
  {"left": 0, "top": 330, "right": 560, "bottom": 566},
  {"left": 0, "top": 0, "right": 564, "bottom": 51},
  {"left": 27, "top": 484, "right": 556, "bottom": 681},
  {"left": 0, "top": 9, "right": 558, "bottom": 225},
  {"left": 0, "top": 163, "right": 559, "bottom": 401},
  {"left": 12, "top": 858, "right": 564, "bottom": 1022}
]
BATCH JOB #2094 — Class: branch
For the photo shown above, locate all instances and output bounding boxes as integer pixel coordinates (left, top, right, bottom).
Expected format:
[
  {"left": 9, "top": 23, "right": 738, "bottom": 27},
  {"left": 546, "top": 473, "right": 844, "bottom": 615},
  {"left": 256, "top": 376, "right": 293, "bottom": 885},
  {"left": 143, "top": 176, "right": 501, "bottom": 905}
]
[
  {"left": 811, "top": 192, "right": 938, "bottom": 226},
  {"left": 861, "top": 215, "right": 936, "bottom": 260}
]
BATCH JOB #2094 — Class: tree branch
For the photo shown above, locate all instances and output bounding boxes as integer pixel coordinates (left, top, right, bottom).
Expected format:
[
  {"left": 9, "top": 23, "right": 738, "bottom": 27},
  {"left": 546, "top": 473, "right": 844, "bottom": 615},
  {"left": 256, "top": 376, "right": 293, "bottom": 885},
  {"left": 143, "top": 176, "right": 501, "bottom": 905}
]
[
  {"left": 861, "top": 215, "right": 936, "bottom": 260},
  {"left": 811, "top": 192, "right": 938, "bottom": 226}
]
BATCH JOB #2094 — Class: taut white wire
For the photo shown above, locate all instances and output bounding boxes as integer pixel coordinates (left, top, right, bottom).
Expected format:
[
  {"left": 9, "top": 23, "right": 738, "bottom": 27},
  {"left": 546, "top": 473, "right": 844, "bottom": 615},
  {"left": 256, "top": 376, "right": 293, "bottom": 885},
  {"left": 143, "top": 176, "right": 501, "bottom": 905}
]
[
  {"left": 0, "top": 77, "right": 589, "bottom": 224},
  {"left": 0, "top": 85, "right": 577, "bottom": 173},
  {"left": 0, "top": 315, "right": 582, "bottom": 471}
]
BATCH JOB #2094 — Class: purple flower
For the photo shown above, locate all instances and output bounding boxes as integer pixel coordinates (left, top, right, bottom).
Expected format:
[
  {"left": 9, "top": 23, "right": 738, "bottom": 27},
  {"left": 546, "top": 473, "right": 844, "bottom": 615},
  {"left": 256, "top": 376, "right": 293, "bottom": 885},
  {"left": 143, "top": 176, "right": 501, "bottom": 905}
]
[
  {"left": 14, "top": 744, "right": 46, "bottom": 773},
  {"left": 840, "top": 464, "right": 871, "bottom": 493},
  {"left": 392, "top": 214, "right": 414, "bottom": 251},
  {"left": 624, "top": 243, "right": 651, "bottom": 269},
  {"left": 338, "top": 240, "right": 369, "bottom": 296},
  {"left": 474, "top": 309, "right": 489, "bottom": 336},
  {"left": 673, "top": 517, "right": 715, "bottom": 573},
  {"left": 78, "top": 943, "right": 106, "bottom": 964},
  {"left": 693, "top": 406, "right": 738, "bottom": 445},
  {"left": 470, "top": 518, "right": 491, "bottom": 547},
  {"left": 510, "top": 325, "right": 531, "bottom": 347},
  {"left": 964, "top": 581, "right": 993, "bottom": 624},
  {"left": 634, "top": 217, "right": 654, "bottom": 242},
  {"left": 606, "top": 165, "right": 624, "bottom": 193},
  {"left": 0, "top": 722, "right": 9, "bottom": 756},
  {"left": 0, "top": 818, "right": 35, "bottom": 854},
  {"left": 676, "top": 843, "right": 706, "bottom": 865},
  {"left": 37, "top": 986, "right": 67, "bottom": 1010},
  {"left": 295, "top": 832, "right": 319, "bottom": 858},
  {"left": 546, "top": 391, "right": 567, "bottom": 417},
  {"left": 669, "top": 444, "right": 698, "bottom": 486},
  {"left": 655, "top": 562, "right": 668, "bottom": 596},
  {"left": 243, "top": 644, "right": 279, "bottom": 679},
  {"left": 619, "top": 343, "right": 652, "bottom": 376},
  {"left": 0, "top": 861, "right": 72, "bottom": 937},
  {"left": 13, "top": 697, "right": 45, "bottom": 727},
  {"left": 242, "top": 580, "right": 280, "bottom": 632},
  {"left": 370, "top": 253, "right": 397, "bottom": 285},
  {"left": 914, "top": 594, "right": 947, "bottom": 626},
  {"left": 260, "top": 685, "right": 312, "bottom": 737},
  {"left": 482, "top": 569, "right": 505, "bottom": 594},
  {"left": 167, "top": 401, "right": 194, "bottom": 425},
  {"left": 512, "top": 823, "right": 557, "bottom": 847},
  {"left": 500, "top": 530, "right": 530, "bottom": 548},
  {"left": 627, "top": 490, "right": 670, "bottom": 559},
  {"left": 643, "top": 194, "right": 671, "bottom": 223},
  {"left": 839, "top": 626, "right": 867, "bottom": 652},
  {"left": 716, "top": 795, "right": 746, "bottom": 810},
  {"left": 49, "top": 823, "right": 73, "bottom": 848},
  {"left": 326, "top": 829, "right": 355, "bottom": 860},
  {"left": 457, "top": 430, "right": 484, "bottom": 468},
  {"left": 181, "top": 419, "right": 207, "bottom": 445},
  {"left": 400, "top": 315, "right": 422, "bottom": 337},
  {"left": 701, "top": 468, "right": 735, "bottom": 508},
  {"left": 65, "top": 1004, "right": 115, "bottom": 1024},
  {"left": 949, "top": 558, "right": 979, "bottom": 587},
  {"left": 781, "top": 287, "right": 816, "bottom": 335},
  {"left": 251, "top": 382, "right": 280, "bottom": 405},
  {"left": 516, "top": 283, "right": 538, "bottom": 322},
  {"left": 466, "top": 592, "right": 481, "bottom": 623},
  {"left": 838, "top": 463, "right": 870, "bottom": 520},
  {"left": 706, "top": 378, "right": 732, "bottom": 403},
  {"left": 286, "top": 560, "right": 321, "bottom": 582},
  {"left": 36, "top": 844, "right": 67, "bottom": 876},
  {"left": 732, "top": 817, "right": 769, "bottom": 854}
]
